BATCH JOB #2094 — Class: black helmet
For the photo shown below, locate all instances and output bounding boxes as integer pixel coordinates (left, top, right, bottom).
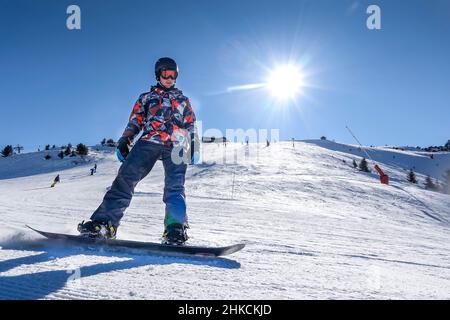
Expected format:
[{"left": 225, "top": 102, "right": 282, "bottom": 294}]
[{"left": 155, "top": 57, "right": 178, "bottom": 80}]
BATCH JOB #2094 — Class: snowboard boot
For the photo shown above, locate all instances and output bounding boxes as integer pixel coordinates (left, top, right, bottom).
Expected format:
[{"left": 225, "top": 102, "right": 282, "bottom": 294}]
[
  {"left": 77, "top": 220, "right": 117, "bottom": 239},
  {"left": 162, "top": 223, "right": 189, "bottom": 245}
]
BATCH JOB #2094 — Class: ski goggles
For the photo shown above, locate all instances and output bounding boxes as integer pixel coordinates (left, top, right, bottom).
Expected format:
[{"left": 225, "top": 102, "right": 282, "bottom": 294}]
[{"left": 160, "top": 69, "right": 178, "bottom": 80}]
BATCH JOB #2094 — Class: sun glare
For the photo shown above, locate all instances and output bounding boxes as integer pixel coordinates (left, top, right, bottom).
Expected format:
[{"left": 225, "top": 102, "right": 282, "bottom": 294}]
[{"left": 267, "top": 65, "right": 304, "bottom": 100}]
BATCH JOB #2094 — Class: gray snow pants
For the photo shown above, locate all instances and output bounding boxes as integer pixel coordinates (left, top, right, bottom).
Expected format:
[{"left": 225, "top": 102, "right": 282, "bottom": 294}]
[{"left": 91, "top": 139, "right": 187, "bottom": 228}]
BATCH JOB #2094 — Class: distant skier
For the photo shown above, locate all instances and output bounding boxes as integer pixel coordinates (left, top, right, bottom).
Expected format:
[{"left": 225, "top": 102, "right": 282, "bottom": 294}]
[
  {"left": 51, "top": 174, "right": 60, "bottom": 188},
  {"left": 90, "top": 163, "right": 97, "bottom": 175},
  {"left": 78, "top": 57, "right": 199, "bottom": 245}
]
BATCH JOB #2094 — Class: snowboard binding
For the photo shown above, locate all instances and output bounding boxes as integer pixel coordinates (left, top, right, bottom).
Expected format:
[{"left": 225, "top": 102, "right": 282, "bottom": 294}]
[
  {"left": 78, "top": 220, "right": 117, "bottom": 240},
  {"left": 162, "top": 223, "right": 189, "bottom": 245}
]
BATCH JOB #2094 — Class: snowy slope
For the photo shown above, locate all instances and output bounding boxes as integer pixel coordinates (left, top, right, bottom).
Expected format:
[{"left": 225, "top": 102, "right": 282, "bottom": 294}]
[
  {"left": 0, "top": 146, "right": 109, "bottom": 180},
  {"left": 306, "top": 139, "right": 450, "bottom": 181},
  {"left": 1, "top": 141, "right": 450, "bottom": 299}
]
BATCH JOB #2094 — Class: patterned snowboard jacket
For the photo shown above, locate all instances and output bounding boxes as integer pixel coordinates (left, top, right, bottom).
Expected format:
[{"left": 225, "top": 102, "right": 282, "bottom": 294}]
[{"left": 124, "top": 85, "right": 198, "bottom": 149}]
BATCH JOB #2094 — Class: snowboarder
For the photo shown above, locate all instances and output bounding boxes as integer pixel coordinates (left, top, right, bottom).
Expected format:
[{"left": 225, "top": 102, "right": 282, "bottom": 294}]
[
  {"left": 78, "top": 57, "right": 199, "bottom": 245},
  {"left": 51, "top": 174, "right": 60, "bottom": 188}
]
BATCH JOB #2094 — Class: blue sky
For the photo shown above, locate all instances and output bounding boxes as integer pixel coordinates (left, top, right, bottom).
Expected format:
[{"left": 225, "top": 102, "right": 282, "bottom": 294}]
[{"left": 1, "top": 0, "right": 449, "bottom": 151}]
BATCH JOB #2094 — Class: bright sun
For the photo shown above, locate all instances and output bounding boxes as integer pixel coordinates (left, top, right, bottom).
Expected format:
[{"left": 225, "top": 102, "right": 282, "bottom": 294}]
[{"left": 267, "top": 65, "right": 304, "bottom": 100}]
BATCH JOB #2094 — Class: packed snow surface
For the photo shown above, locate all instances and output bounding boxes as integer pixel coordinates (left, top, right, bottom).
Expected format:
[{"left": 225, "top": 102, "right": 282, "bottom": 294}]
[{"left": 1, "top": 140, "right": 449, "bottom": 299}]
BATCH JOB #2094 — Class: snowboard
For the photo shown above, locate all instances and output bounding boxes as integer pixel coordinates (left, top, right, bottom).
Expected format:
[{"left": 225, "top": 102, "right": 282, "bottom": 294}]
[{"left": 26, "top": 225, "right": 245, "bottom": 257}]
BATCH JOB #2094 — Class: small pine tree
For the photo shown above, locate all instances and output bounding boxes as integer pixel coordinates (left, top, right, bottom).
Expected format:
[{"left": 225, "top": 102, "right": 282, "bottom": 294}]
[
  {"left": 70, "top": 150, "right": 77, "bottom": 157},
  {"left": 359, "top": 158, "right": 370, "bottom": 172},
  {"left": 44, "top": 154, "right": 51, "bottom": 160},
  {"left": 101, "top": 138, "right": 106, "bottom": 146},
  {"left": 424, "top": 176, "right": 437, "bottom": 190},
  {"left": 352, "top": 159, "right": 357, "bottom": 169},
  {"left": 106, "top": 139, "right": 115, "bottom": 147},
  {"left": 45, "top": 144, "right": 50, "bottom": 150},
  {"left": 320, "top": 136, "right": 327, "bottom": 140},
  {"left": 58, "top": 151, "right": 64, "bottom": 159},
  {"left": 1, "top": 145, "right": 13, "bottom": 157},
  {"left": 52, "top": 145, "right": 56, "bottom": 149},
  {"left": 76, "top": 143, "right": 89, "bottom": 156},
  {"left": 445, "top": 140, "right": 450, "bottom": 151},
  {"left": 64, "top": 145, "right": 72, "bottom": 156},
  {"left": 407, "top": 169, "right": 417, "bottom": 184}
]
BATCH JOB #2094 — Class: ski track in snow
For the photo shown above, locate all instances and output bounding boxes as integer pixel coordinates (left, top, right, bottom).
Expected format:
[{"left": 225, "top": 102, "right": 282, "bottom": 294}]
[{"left": 0, "top": 141, "right": 449, "bottom": 299}]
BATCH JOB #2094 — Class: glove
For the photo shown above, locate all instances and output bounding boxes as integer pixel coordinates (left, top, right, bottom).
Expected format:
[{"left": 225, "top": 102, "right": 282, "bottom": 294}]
[
  {"left": 190, "top": 151, "right": 200, "bottom": 165},
  {"left": 116, "top": 136, "right": 131, "bottom": 162}
]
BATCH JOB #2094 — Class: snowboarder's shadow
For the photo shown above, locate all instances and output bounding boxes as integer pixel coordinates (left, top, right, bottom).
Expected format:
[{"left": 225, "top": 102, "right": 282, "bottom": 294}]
[{"left": 0, "top": 238, "right": 241, "bottom": 300}]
